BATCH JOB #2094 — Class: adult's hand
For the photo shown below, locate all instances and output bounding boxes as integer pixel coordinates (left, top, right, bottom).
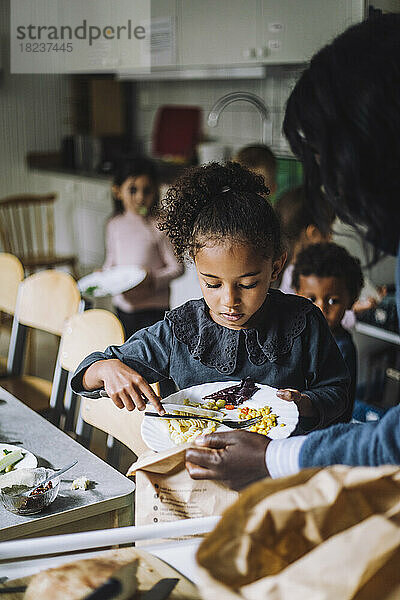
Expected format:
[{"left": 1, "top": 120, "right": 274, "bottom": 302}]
[
  {"left": 82, "top": 358, "right": 165, "bottom": 414},
  {"left": 185, "top": 431, "right": 271, "bottom": 491}
]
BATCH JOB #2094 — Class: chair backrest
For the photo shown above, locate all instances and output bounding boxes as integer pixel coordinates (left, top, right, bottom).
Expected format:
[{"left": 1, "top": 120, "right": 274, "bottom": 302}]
[
  {"left": 60, "top": 309, "right": 151, "bottom": 457},
  {"left": 17, "top": 270, "right": 81, "bottom": 336},
  {"left": 0, "top": 193, "right": 57, "bottom": 261},
  {"left": 59, "top": 309, "right": 125, "bottom": 372},
  {"left": 0, "top": 253, "right": 24, "bottom": 314},
  {"left": 80, "top": 395, "right": 149, "bottom": 457}
]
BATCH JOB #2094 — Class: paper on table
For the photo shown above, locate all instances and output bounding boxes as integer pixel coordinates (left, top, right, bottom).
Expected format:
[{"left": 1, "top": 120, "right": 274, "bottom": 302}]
[
  {"left": 196, "top": 465, "right": 400, "bottom": 600},
  {"left": 128, "top": 444, "right": 238, "bottom": 542}
]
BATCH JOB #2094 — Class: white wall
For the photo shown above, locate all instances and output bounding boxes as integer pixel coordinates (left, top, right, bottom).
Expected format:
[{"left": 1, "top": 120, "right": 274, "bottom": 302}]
[
  {"left": 136, "top": 66, "right": 303, "bottom": 158},
  {"left": 139, "top": 68, "right": 304, "bottom": 307},
  {"left": 0, "top": 0, "right": 71, "bottom": 198}
]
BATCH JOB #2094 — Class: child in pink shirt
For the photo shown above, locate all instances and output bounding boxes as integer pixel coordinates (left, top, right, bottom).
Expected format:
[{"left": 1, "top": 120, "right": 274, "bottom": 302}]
[{"left": 104, "top": 158, "right": 184, "bottom": 338}]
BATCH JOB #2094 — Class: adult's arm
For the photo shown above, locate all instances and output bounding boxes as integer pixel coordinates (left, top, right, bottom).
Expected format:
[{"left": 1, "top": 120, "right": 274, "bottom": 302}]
[{"left": 299, "top": 404, "right": 400, "bottom": 468}]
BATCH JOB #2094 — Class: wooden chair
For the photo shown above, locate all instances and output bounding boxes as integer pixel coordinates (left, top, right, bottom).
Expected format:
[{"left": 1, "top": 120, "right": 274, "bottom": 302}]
[
  {"left": 58, "top": 309, "right": 158, "bottom": 464},
  {"left": 0, "top": 193, "right": 77, "bottom": 276},
  {"left": 0, "top": 253, "right": 24, "bottom": 373},
  {"left": 2, "top": 270, "right": 81, "bottom": 415},
  {"left": 56, "top": 309, "right": 125, "bottom": 433}
]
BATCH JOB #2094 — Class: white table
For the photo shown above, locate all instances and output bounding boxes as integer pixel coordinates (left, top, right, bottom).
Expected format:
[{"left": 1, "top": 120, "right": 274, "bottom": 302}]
[
  {"left": 0, "top": 539, "right": 203, "bottom": 584},
  {"left": 355, "top": 322, "right": 400, "bottom": 345},
  {"left": 0, "top": 387, "right": 135, "bottom": 541}
]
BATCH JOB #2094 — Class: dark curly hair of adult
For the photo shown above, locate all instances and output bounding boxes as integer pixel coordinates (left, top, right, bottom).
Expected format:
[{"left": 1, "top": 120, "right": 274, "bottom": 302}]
[
  {"left": 283, "top": 13, "right": 400, "bottom": 258},
  {"left": 158, "top": 161, "right": 283, "bottom": 261},
  {"left": 292, "top": 242, "right": 364, "bottom": 305}
]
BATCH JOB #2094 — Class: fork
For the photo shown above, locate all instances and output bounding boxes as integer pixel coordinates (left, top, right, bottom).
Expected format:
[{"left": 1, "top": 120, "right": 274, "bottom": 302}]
[{"left": 144, "top": 412, "right": 262, "bottom": 429}]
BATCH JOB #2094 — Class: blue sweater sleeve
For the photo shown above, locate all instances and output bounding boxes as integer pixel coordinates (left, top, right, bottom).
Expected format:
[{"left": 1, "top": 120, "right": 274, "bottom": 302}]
[
  {"left": 299, "top": 404, "right": 400, "bottom": 467},
  {"left": 300, "top": 243, "right": 400, "bottom": 466},
  {"left": 301, "top": 307, "right": 350, "bottom": 429},
  {"left": 70, "top": 319, "right": 173, "bottom": 396}
]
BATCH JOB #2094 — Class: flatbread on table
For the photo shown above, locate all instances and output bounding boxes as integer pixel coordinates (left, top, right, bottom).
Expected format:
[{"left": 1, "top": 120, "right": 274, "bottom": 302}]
[{"left": 24, "top": 553, "right": 138, "bottom": 600}]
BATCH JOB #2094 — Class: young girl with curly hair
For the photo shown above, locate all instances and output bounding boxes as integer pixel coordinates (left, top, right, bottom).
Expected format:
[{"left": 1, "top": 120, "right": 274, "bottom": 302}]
[
  {"left": 103, "top": 157, "right": 183, "bottom": 339},
  {"left": 72, "top": 162, "right": 350, "bottom": 435}
]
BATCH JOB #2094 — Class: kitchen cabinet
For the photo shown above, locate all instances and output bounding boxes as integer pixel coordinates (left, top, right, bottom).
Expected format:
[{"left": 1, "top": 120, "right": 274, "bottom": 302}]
[
  {"left": 73, "top": 180, "right": 112, "bottom": 269},
  {"left": 149, "top": 0, "right": 178, "bottom": 68},
  {"left": 179, "top": 0, "right": 259, "bottom": 66},
  {"left": 178, "top": 0, "right": 364, "bottom": 67},
  {"left": 30, "top": 172, "right": 80, "bottom": 258},
  {"left": 259, "top": 0, "right": 363, "bottom": 64},
  {"left": 30, "top": 171, "right": 112, "bottom": 273}
]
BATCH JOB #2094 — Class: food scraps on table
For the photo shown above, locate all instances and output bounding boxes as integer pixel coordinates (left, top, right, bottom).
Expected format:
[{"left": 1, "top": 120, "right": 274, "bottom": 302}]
[
  {"left": 202, "top": 377, "right": 259, "bottom": 406},
  {"left": 71, "top": 476, "right": 91, "bottom": 491}
]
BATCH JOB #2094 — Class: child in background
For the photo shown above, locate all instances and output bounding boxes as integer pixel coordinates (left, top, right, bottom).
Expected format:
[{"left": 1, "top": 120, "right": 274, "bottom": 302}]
[
  {"left": 292, "top": 242, "right": 364, "bottom": 420},
  {"left": 275, "top": 186, "right": 335, "bottom": 293},
  {"left": 235, "top": 144, "right": 277, "bottom": 199},
  {"left": 275, "top": 186, "right": 380, "bottom": 325},
  {"left": 72, "top": 162, "right": 350, "bottom": 432},
  {"left": 103, "top": 157, "right": 184, "bottom": 339}
]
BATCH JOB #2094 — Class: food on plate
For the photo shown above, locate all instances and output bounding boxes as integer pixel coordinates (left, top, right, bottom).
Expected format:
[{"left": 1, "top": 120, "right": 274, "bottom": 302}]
[
  {"left": 166, "top": 410, "right": 220, "bottom": 445},
  {"left": 202, "top": 377, "right": 259, "bottom": 406},
  {"left": 183, "top": 398, "right": 225, "bottom": 413},
  {"left": 24, "top": 554, "right": 138, "bottom": 600},
  {"left": 0, "top": 448, "right": 24, "bottom": 473},
  {"left": 238, "top": 406, "right": 283, "bottom": 436},
  {"left": 84, "top": 285, "right": 99, "bottom": 296},
  {"left": 71, "top": 476, "right": 91, "bottom": 490}
]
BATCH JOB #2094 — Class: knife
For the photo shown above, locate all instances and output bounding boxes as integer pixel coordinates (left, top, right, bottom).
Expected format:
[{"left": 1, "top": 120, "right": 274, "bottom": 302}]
[
  {"left": 142, "top": 578, "right": 179, "bottom": 600},
  {"left": 0, "top": 574, "right": 179, "bottom": 599},
  {"left": 83, "top": 562, "right": 137, "bottom": 600},
  {"left": 150, "top": 403, "right": 223, "bottom": 419},
  {"left": 83, "top": 576, "right": 179, "bottom": 600}
]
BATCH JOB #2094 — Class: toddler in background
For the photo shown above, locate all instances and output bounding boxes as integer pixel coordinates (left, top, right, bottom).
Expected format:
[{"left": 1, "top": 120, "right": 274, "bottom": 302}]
[
  {"left": 275, "top": 186, "right": 335, "bottom": 293},
  {"left": 104, "top": 157, "right": 184, "bottom": 339},
  {"left": 235, "top": 144, "right": 277, "bottom": 199},
  {"left": 72, "top": 162, "right": 351, "bottom": 434},
  {"left": 292, "top": 242, "right": 364, "bottom": 420}
]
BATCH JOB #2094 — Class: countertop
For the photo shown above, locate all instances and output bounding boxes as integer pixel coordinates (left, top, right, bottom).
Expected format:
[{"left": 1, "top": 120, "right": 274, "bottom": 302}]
[
  {"left": 28, "top": 159, "right": 188, "bottom": 185},
  {"left": 0, "top": 387, "right": 135, "bottom": 540}
]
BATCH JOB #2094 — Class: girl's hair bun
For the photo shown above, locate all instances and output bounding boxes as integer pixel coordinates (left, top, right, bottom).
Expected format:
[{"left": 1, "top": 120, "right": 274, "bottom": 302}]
[{"left": 158, "top": 161, "right": 282, "bottom": 261}]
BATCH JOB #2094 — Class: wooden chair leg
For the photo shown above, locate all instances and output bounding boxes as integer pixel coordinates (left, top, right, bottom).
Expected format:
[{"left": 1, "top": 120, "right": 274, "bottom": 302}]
[
  {"left": 106, "top": 435, "right": 122, "bottom": 469},
  {"left": 76, "top": 403, "right": 93, "bottom": 449}
]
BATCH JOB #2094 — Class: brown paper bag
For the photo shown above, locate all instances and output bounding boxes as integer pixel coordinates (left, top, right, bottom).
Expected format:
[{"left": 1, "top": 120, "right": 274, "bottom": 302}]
[
  {"left": 127, "top": 444, "right": 238, "bottom": 537},
  {"left": 196, "top": 465, "right": 400, "bottom": 600}
]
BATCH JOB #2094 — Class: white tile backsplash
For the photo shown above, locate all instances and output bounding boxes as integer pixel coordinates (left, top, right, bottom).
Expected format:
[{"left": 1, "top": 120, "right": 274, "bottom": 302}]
[{"left": 137, "top": 66, "right": 303, "bottom": 155}]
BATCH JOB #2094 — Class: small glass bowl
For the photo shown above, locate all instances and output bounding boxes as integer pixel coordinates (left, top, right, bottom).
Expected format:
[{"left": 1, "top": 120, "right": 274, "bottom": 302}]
[{"left": 0, "top": 468, "right": 60, "bottom": 515}]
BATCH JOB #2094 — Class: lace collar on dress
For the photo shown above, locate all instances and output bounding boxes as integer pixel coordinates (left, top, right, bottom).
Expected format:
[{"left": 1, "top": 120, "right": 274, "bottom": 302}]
[{"left": 165, "top": 289, "right": 313, "bottom": 375}]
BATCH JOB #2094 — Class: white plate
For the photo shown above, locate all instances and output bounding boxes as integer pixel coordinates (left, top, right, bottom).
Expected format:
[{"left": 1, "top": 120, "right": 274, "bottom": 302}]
[
  {"left": 78, "top": 266, "right": 146, "bottom": 298},
  {"left": 0, "top": 444, "right": 38, "bottom": 471},
  {"left": 141, "top": 381, "right": 299, "bottom": 452}
]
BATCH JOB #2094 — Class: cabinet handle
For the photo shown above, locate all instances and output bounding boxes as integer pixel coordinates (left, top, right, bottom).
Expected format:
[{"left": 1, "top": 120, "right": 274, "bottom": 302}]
[
  {"left": 256, "top": 47, "right": 268, "bottom": 59},
  {"left": 242, "top": 47, "right": 256, "bottom": 59}
]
